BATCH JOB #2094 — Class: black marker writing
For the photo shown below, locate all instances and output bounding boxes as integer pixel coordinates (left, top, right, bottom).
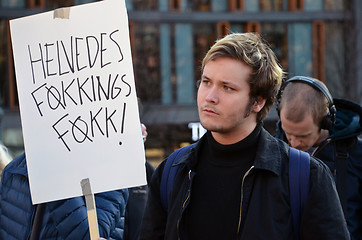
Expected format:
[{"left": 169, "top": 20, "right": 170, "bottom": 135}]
[
  {"left": 52, "top": 105, "right": 127, "bottom": 151},
  {"left": 31, "top": 73, "right": 131, "bottom": 116},
  {"left": 28, "top": 28, "right": 132, "bottom": 151},
  {"left": 28, "top": 29, "right": 124, "bottom": 84},
  {"left": 28, "top": 44, "right": 46, "bottom": 84},
  {"left": 69, "top": 116, "right": 93, "bottom": 143}
]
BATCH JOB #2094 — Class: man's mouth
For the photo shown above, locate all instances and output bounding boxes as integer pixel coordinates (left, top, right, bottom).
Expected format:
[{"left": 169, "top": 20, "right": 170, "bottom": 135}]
[{"left": 201, "top": 107, "right": 218, "bottom": 116}]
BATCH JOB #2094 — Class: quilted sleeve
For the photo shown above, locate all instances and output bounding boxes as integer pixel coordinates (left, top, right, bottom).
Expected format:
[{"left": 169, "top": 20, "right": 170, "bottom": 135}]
[
  {"left": 48, "top": 188, "right": 129, "bottom": 240},
  {"left": 96, "top": 189, "right": 129, "bottom": 239}
]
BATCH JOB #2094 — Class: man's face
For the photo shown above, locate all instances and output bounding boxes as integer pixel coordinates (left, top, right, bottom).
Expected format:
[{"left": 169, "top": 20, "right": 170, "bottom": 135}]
[
  {"left": 197, "top": 57, "right": 260, "bottom": 141},
  {"left": 280, "top": 109, "right": 321, "bottom": 152}
]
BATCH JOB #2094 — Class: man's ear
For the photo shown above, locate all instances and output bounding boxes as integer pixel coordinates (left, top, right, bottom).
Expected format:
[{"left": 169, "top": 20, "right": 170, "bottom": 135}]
[{"left": 253, "top": 97, "right": 266, "bottom": 113}]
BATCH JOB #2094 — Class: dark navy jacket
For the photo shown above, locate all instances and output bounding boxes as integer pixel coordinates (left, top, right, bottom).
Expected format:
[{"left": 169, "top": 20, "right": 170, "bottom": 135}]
[
  {"left": 124, "top": 161, "right": 155, "bottom": 240},
  {"left": 0, "top": 153, "right": 129, "bottom": 240},
  {"left": 141, "top": 127, "right": 350, "bottom": 240},
  {"left": 275, "top": 98, "right": 362, "bottom": 240}
]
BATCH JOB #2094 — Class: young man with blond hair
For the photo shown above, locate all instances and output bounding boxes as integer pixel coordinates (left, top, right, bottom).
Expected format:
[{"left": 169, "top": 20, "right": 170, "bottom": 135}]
[{"left": 141, "top": 33, "right": 349, "bottom": 240}]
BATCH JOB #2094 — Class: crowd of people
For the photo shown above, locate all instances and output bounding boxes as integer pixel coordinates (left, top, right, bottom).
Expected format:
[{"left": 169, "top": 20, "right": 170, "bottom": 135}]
[{"left": 0, "top": 32, "right": 361, "bottom": 239}]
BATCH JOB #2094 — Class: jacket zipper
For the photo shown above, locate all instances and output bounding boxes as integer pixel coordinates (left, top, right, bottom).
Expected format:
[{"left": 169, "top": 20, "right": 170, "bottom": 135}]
[
  {"left": 182, "top": 170, "right": 192, "bottom": 209},
  {"left": 312, "top": 138, "right": 331, "bottom": 157},
  {"left": 237, "top": 166, "right": 254, "bottom": 234},
  {"left": 177, "top": 170, "right": 192, "bottom": 239}
]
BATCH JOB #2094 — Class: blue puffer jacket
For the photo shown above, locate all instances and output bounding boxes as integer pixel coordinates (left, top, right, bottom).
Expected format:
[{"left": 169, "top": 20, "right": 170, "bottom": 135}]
[
  {"left": 0, "top": 153, "right": 129, "bottom": 240},
  {"left": 275, "top": 98, "right": 362, "bottom": 240}
]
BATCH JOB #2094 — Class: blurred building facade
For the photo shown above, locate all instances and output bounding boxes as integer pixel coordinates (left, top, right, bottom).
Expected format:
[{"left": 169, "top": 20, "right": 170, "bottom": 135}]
[{"left": 0, "top": 0, "right": 361, "bottom": 163}]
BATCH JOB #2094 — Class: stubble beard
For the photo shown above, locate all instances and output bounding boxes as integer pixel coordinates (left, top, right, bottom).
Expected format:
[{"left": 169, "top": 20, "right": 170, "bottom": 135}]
[{"left": 200, "top": 101, "right": 254, "bottom": 134}]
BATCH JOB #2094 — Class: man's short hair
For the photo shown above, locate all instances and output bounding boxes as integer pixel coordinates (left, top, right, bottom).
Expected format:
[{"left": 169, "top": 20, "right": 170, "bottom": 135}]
[
  {"left": 279, "top": 81, "right": 329, "bottom": 128},
  {"left": 201, "top": 32, "right": 284, "bottom": 122}
]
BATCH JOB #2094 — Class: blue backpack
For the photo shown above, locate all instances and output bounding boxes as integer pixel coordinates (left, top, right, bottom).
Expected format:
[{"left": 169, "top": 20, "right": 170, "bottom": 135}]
[{"left": 160, "top": 144, "right": 310, "bottom": 240}]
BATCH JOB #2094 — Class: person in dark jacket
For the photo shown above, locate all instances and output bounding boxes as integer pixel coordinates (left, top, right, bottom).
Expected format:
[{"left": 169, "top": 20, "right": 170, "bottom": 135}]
[
  {"left": 140, "top": 32, "right": 350, "bottom": 239},
  {"left": 275, "top": 76, "right": 362, "bottom": 240},
  {"left": 0, "top": 153, "right": 129, "bottom": 239},
  {"left": 124, "top": 123, "right": 155, "bottom": 240}
]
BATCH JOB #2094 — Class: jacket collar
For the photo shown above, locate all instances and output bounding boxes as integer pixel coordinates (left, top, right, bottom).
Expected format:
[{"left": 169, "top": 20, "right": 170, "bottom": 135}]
[
  {"left": 176, "top": 127, "right": 285, "bottom": 176},
  {"left": 6, "top": 153, "right": 28, "bottom": 177},
  {"left": 252, "top": 128, "right": 285, "bottom": 176},
  {"left": 173, "top": 137, "right": 204, "bottom": 170}
]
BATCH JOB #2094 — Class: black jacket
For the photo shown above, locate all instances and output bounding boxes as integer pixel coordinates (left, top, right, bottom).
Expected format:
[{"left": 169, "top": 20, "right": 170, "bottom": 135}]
[
  {"left": 125, "top": 161, "right": 155, "bottom": 240},
  {"left": 275, "top": 98, "right": 362, "bottom": 240},
  {"left": 141, "top": 127, "right": 350, "bottom": 240}
]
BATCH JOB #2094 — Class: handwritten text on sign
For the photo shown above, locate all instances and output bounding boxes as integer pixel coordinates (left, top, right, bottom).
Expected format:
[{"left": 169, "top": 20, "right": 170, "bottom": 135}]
[
  {"left": 29, "top": 30, "right": 131, "bottom": 151},
  {"left": 10, "top": 0, "right": 147, "bottom": 204}
]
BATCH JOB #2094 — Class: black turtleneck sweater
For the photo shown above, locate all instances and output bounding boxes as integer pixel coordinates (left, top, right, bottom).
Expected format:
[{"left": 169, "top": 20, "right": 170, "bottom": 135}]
[{"left": 186, "top": 124, "right": 262, "bottom": 240}]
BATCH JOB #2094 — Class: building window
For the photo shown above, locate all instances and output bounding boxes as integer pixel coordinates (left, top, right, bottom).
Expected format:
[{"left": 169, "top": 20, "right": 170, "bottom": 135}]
[
  {"left": 45, "top": 0, "right": 75, "bottom": 9},
  {"left": 217, "top": 21, "right": 231, "bottom": 39},
  {"left": 325, "top": 0, "right": 343, "bottom": 10},
  {"left": 313, "top": 20, "right": 325, "bottom": 82},
  {"left": 169, "top": 0, "right": 181, "bottom": 11},
  {"left": 260, "top": 0, "right": 283, "bottom": 11},
  {"left": 193, "top": 24, "right": 215, "bottom": 81},
  {"left": 131, "top": 23, "right": 161, "bottom": 103},
  {"left": 245, "top": 22, "right": 261, "bottom": 33},
  {"left": 228, "top": 0, "right": 243, "bottom": 11},
  {"left": 133, "top": 0, "right": 158, "bottom": 10},
  {"left": 324, "top": 21, "right": 344, "bottom": 97},
  {"left": 0, "top": 20, "right": 16, "bottom": 109},
  {"left": 188, "top": 0, "right": 211, "bottom": 11},
  {"left": 27, "top": 0, "right": 45, "bottom": 8},
  {"left": 0, "top": 20, "right": 19, "bottom": 110},
  {"left": 261, "top": 23, "right": 288, "bottom": 71},
  {"left": 28, "top": 0, "right": 75, "bottom": 9},
  {"left": 289, "top": 0, "right": 303, "bottom": 11}
]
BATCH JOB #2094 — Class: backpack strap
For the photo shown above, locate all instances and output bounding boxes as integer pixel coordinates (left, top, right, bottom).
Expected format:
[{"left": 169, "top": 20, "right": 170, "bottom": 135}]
[
  {"left": 334, "top": 141, "right": 350, "bottom": 216},
  {"left": 289, "top": 147, "right": 310, "bottom": 240},
  {"left": 160, "top": 144, "right": 194, "bottom": 213}
]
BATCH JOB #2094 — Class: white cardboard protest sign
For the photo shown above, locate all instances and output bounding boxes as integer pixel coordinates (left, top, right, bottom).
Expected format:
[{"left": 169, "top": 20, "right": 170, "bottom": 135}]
[{"left": 10, "top": 0, "right": 147, "bottom": 204}]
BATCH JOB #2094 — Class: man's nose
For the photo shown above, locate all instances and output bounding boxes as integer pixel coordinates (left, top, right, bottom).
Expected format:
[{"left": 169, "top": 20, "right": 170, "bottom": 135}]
[
  {"left": 205, "top": 87, "right": 219, "bottom": 104},
  {"left": 289, "top": 136, "right": 301, "bottom": 148}
]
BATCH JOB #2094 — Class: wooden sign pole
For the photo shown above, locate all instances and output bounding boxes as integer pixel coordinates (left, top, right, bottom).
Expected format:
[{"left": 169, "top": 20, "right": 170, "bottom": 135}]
[{"left": 81, "top": 178, "right": 100, "bottom": 240}]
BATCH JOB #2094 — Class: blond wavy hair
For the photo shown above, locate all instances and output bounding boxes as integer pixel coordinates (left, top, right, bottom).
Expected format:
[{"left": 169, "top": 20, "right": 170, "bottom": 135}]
[{"left": 202, "top": 32, "right": 284, "bottom": 122}]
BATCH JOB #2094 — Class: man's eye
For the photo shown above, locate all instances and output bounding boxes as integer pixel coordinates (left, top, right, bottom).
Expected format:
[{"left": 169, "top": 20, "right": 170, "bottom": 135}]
[{"left": 202, "top": 80, "right": 210, "bottom": 85}]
